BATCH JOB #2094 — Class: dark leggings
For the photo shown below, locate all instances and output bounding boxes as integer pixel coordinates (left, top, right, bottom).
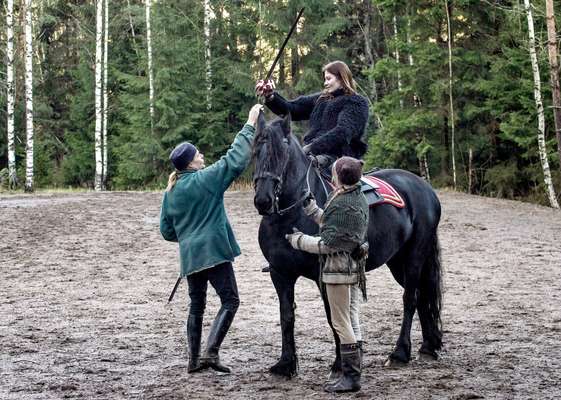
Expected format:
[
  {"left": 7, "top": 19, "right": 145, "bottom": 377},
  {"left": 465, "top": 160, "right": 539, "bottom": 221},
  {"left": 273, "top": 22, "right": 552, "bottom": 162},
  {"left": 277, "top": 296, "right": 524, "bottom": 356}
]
[{"left": 186, "top": 262, "right": 240, "bottom": 316}]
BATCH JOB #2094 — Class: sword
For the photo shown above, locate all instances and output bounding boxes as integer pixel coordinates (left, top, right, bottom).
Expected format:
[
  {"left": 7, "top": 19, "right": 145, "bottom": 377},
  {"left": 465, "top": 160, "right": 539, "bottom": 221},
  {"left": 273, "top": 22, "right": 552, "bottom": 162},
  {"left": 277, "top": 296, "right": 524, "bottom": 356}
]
[
  {"left": 167, "top": 276, "right": 182, "bottom": 303},
  {"left": 264, "top": 7, "right": 305, "bottom": 81}
]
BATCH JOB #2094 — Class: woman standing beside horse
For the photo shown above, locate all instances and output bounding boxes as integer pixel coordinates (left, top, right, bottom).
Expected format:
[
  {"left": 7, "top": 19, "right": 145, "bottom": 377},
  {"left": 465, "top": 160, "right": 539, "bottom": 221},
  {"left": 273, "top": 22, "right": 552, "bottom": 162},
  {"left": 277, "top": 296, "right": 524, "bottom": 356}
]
[{"left": 160, "top": 104, "right": 263, "bottom": 374}]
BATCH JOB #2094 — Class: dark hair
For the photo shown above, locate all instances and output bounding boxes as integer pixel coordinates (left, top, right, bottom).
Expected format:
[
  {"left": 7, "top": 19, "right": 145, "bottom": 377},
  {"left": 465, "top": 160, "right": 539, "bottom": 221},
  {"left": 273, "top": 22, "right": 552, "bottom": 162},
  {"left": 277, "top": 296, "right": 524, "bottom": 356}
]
[
  {"left": 334, "top": 156, "right": 364, "bottom": 186},
  {"left": 320, "top": 61, "right": 356, "bottom": 99}
]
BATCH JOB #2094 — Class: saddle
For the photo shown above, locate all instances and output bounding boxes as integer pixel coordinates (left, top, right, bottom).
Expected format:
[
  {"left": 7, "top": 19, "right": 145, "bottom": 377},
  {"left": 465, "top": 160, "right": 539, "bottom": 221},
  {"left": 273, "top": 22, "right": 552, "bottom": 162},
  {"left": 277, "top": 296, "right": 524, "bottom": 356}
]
[{"left": 360, "top": 175, "right": 405, "bottom": 208}]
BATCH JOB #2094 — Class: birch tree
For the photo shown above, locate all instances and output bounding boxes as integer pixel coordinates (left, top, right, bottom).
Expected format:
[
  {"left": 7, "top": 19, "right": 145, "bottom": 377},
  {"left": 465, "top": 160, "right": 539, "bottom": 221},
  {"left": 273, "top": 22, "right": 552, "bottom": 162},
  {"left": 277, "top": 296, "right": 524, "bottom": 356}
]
[
  {"left": 102, "top": 0, "right": 109, "bottom": 188},
  {"left": 445, "top": 0, "right": 457, "bottom": 190},
  {"left": 203, "top": 0, "right": 212, "bottom": 110},
  {"left": 393, "top": 15, "right": 403, "bottom": 109},
  {"left": 524, "top": 0, "right": 559, "bottom": 208},
  {"left": 6, "top": 0, "right": 17, "bottom": 189},
  {"left": 24, "top": 0, "right": 34, "bottom": 192},
  {"left": 145, "top": 0, "right": 155, "bottom": 135},
  {"left": 94, "top": 0, "right": 103, "bottom": 191},
  {"left": 545, "top": 0, "right": 561, "bottom": 173},
  {"left": 407, "top": 16, "right": 430, "bottom": 182}
]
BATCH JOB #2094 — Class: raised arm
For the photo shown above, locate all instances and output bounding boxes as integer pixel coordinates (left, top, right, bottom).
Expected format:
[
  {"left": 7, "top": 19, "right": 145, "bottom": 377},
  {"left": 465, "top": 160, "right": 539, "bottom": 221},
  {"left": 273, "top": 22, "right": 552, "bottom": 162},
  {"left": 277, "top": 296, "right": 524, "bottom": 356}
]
[
  {"left": 198, "top": 105, "right": 262, "bottom": 193},
  {"left": 265, "top": 91, "right": 320, "bottom": 121}
]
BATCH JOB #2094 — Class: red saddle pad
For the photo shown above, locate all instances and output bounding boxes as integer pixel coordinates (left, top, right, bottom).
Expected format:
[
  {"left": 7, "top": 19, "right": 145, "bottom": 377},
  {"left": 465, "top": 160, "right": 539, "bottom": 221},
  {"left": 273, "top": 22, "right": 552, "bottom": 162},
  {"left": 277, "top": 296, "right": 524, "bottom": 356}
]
[{"left": 361, "top": 176, "right": 406, "bottom": 208}]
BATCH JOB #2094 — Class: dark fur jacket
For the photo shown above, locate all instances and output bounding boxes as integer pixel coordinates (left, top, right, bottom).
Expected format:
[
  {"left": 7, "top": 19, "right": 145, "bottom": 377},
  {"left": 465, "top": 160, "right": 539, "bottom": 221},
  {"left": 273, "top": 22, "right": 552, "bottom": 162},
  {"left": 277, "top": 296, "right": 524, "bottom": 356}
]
[{"left": 265, "top": 88, "right": 370, "bottom": 158}]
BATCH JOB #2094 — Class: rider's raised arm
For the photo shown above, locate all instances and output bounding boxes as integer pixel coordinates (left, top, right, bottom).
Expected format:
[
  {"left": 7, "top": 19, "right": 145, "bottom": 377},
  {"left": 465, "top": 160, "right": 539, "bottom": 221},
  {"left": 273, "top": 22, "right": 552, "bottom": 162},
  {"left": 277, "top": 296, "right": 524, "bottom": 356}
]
[
  {"left": 266, "top": 92, "right": 320, "bottom": 121},
  {"left": 306, "top": 95, "right": 369, "bottom": 155}
]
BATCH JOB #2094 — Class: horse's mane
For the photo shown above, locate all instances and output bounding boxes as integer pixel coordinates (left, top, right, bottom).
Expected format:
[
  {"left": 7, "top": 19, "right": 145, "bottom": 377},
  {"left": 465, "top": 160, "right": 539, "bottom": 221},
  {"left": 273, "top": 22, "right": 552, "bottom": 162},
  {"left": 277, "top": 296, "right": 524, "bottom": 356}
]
[{"left": 252, "top": 118, "right": 290, "bottom": 178}]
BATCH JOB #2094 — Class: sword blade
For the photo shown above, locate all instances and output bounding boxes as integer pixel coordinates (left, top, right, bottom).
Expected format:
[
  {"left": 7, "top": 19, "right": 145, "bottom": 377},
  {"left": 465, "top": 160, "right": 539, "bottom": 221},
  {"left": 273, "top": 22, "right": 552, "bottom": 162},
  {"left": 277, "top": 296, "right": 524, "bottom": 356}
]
[
  {"left": 265, "top": 7, "right": 305, "bottom": 81},
  {"left": 167, "top": 276, "right": 182, "bottom": 303}
]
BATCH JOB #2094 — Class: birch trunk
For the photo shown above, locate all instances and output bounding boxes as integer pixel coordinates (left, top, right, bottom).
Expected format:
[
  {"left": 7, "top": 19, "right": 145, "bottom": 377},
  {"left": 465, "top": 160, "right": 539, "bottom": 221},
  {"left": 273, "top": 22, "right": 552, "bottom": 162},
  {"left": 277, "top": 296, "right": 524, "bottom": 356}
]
[
  {"left": 24, "top": 0, "right": 34, "bottom": 192},
  {"left": 393, "top": 15, "right": 403, "bottom": 108},
  {"left": 6, "top": 0, "right": 17, "bottom": 189},
  {"left": 524, "top": 0, "right": 559, "bottom": 208},
  {"left": 204, "top": 0, "right": 212, "bottom": 110},
  {"left": 94, "top": 0, "right": 103, "bottom": 191},
  {"left": 102, "top": 0, "right": 109, "bottom": 189},
  {"left": 545, "top": 0, "right": 561, "bottom": 173},
  {"left": 445, "top": 0, "right": 457, "bottom": 189},
  {"left": 145, "top": 0, "right": 155, "bottom": 135},
  {"left": 407, "top": 16, "right": 430, "bottom": 182}
]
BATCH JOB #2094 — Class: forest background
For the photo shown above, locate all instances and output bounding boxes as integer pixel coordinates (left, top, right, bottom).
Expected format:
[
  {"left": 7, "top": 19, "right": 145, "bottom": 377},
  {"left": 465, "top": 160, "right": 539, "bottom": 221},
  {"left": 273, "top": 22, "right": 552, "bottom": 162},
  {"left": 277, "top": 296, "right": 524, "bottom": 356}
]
[{"left": 1, "top": 0, "right": 561, "bottom": 207}]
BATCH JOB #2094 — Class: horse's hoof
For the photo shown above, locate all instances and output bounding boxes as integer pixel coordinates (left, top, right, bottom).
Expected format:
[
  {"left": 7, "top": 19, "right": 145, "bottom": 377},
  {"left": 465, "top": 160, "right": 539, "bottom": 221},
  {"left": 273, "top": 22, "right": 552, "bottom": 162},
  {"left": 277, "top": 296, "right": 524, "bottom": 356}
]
[
  {"left": 270, "top": 360, "right": 298, "bottom": 379},
  {"left": 418, "top": 348, "right": 438, "bottom": 361},
  {"left": 384, "top": 357, "right": 408, "bottom": 368}
]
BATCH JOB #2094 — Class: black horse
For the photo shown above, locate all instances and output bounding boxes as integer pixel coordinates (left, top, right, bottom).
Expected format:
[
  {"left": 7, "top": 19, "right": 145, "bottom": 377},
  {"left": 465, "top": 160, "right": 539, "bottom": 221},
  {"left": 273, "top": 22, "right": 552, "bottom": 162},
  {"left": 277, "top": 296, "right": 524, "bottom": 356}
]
[{"left": 252, "top": 113, "right": 443, "bottom": 378}]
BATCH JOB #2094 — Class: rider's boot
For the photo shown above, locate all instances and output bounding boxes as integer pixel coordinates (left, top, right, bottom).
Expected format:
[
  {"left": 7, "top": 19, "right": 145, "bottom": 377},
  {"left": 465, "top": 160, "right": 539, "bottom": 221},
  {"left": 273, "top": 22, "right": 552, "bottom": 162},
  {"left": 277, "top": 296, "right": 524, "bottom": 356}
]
[
  {"left": 200, "top": 308, "right": 236, "bottom": 373},
  {"left": 187, "top": 314, "right": 206, "bottom": 373},
  {"left": 324, "top": 343, "right": 361, "bottom": 393}
]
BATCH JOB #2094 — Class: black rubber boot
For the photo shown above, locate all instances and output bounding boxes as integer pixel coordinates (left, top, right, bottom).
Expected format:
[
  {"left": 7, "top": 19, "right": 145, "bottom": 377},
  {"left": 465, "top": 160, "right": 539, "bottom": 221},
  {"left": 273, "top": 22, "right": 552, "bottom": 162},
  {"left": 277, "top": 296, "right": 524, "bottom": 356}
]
[
  {"left": 200, "top": 308, "right": 236, "bottom": 373},
  {"left": 324, "top": 343, "right": 361, "bottom": 393},
  {"left": 187, "top": 314, "right": 206, "bottom": 373}
]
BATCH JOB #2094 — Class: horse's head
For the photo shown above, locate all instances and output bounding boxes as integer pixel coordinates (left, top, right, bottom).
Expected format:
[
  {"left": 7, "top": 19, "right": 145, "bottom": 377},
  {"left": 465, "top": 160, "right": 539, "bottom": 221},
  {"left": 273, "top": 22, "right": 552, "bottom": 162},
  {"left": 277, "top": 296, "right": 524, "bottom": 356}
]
[{"left": 252, "top": 112, "right": 294, "bottom": 216}]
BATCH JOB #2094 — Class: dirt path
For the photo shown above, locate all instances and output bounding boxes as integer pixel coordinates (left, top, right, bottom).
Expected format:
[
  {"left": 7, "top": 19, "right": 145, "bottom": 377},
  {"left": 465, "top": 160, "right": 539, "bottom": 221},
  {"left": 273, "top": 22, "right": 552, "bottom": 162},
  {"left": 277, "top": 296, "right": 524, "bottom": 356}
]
[{"left": 1, "top": 190, "right": 560, "bottom": 399}]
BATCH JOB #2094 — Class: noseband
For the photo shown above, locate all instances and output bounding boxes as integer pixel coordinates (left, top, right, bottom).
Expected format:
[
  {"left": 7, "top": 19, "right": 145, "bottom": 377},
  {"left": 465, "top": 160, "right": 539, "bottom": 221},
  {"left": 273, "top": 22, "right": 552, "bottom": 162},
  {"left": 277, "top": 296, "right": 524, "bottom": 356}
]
[{"left": 254, "top": 156, "right": 314, "bottom": 216}]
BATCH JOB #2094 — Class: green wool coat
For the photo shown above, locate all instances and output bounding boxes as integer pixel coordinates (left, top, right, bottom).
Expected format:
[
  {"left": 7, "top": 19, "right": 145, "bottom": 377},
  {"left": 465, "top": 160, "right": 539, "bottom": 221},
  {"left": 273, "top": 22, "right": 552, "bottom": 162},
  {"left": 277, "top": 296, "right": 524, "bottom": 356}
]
[{"left": 159, "top": 124, "right": 255, "bottom": 277}]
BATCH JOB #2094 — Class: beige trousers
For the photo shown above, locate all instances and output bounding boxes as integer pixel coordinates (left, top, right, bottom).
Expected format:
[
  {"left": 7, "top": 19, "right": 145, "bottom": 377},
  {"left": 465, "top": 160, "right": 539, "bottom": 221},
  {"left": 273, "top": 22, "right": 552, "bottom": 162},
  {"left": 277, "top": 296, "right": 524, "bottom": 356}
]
[{"left": 326, "top": 283, "right": 356, "bottom": 344}]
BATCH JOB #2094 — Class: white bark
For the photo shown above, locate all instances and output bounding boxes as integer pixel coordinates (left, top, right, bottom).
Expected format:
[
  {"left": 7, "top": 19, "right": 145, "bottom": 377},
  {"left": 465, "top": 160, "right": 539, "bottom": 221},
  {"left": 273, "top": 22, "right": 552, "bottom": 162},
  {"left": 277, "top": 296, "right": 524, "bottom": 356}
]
[
  {"left": 545, "top": 0, "right": 561, "bottom": 173},
  {"left": 204, "top": 0, "right": 212, "bottom": 110},
  {"left": 94, "top": 0, "right": 103, "bottom": 191},
  {"left": 145, "top": 0, "right": 155, "bottom": 135},
  {"left": 24, "top": 0, "right": 34, "bottom": 192},
  {"left": 407, "top": 17, "right": 430, "bottom": 182},
  {"left": 102, "top": 0, "right": 109, "bottom": 188},
  {"left": 445, "top": 0, "right": 457, "bottom": 190},
  {"left": 6, "top": 0, "right": 17, "bottom": 189},
  {"left": 524, "top": 0, "right": 559, "bottom": 208},
  {"left": 393, "top": 15, "right": 403, "bottom": 108}
]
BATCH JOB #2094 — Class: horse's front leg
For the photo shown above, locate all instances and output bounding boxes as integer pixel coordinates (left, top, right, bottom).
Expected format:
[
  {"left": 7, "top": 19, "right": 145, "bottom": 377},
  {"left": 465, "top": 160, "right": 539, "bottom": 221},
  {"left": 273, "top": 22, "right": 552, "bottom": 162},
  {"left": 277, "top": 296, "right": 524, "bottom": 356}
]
[{"left": 269, "top": 267, "right": 298, "bottom": 378}]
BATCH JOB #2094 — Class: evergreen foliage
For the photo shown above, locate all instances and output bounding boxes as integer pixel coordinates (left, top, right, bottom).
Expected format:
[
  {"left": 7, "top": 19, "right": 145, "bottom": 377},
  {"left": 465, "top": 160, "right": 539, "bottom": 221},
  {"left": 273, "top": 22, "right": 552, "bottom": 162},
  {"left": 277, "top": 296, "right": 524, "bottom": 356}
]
[{"left": 0, "top": 0, "right": 560, "bottom": 204}]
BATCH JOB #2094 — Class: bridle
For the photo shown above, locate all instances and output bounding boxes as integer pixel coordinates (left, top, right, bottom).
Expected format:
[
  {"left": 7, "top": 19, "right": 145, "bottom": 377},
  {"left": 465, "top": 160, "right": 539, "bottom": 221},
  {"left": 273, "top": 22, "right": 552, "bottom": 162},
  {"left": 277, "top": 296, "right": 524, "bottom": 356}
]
[{"left": 253, "top": 147, "right": 330, "bottom": 216}]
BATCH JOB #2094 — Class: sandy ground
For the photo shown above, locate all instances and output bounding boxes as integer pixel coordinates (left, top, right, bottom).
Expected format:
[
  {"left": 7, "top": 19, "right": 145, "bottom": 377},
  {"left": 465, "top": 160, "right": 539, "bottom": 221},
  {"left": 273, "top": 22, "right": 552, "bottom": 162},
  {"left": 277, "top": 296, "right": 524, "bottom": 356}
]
[{"left": 1, "top": 189, "right": 560, "bottom": 399}]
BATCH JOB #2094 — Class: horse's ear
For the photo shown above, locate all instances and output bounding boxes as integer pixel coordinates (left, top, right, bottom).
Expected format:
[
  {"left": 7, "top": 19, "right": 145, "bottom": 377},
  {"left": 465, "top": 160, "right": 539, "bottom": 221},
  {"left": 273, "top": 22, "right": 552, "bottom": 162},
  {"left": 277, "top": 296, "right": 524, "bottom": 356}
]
[
  {"left": 257, "top": 110, "right": 266, "bottom": 133},
  {"left": 281, "top": 113, "right": 291, "bottom": 137}
]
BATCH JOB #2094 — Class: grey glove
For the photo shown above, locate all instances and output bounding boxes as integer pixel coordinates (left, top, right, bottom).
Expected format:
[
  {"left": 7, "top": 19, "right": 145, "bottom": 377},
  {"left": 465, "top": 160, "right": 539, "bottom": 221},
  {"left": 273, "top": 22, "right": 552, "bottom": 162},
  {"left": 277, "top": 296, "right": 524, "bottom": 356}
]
[{"left": 285, "top": 228, "right": 304, "bottom": 249}]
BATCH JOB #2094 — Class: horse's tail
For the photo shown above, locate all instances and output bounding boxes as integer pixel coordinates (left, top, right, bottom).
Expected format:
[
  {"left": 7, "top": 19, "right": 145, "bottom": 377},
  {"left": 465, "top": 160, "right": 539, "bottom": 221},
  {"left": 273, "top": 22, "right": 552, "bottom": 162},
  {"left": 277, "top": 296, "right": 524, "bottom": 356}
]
[{"left": 418, "top": 233, "right": 443, "bottom": 352}]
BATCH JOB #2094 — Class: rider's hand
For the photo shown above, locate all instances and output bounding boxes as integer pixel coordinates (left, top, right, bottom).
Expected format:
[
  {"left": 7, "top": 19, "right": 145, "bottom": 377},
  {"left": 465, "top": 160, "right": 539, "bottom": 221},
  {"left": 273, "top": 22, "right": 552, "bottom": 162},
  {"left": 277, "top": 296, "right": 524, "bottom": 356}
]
[
  {"left": 247, "top": 104, "right": 264, "bottom": 127},
  {"left": 255, "top": 79, "right": 275, "bottom": 99}
]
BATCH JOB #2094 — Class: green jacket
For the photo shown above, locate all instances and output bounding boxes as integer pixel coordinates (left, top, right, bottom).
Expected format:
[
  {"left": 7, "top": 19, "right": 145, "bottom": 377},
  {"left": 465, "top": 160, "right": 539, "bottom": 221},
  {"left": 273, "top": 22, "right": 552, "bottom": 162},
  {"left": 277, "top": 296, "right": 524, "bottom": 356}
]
[{"left": 159, "top": 124, "right": 255, "bottom": 277}]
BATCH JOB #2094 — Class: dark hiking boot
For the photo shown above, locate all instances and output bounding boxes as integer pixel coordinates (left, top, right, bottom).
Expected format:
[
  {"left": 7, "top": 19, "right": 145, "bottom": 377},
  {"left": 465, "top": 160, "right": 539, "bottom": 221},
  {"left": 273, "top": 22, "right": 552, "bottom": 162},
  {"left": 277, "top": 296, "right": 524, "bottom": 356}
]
[
  {"left": 324, "top": 343, "right": 361, "bottom": 393},
  {"left": 200, "top": 308, "right": 236, "bottom": 373},
  {"left": 187, "top": 314, "right": 206, "bottom": 373}
]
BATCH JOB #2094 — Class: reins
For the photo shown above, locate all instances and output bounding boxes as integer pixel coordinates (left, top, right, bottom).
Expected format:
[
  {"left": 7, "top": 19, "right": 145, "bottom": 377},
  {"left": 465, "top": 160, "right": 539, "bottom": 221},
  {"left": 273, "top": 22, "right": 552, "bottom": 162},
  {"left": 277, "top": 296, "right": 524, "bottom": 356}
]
[{"left": 254, "top": 147, "right": 331, "bottom": 216}]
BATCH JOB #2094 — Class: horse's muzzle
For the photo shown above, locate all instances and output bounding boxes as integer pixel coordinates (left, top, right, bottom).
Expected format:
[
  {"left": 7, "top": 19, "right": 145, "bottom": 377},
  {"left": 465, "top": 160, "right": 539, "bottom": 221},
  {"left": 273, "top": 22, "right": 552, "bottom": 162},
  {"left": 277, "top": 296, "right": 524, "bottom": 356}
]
[{"left": 254, "top": 194, "right": 274, "bottom": 216}]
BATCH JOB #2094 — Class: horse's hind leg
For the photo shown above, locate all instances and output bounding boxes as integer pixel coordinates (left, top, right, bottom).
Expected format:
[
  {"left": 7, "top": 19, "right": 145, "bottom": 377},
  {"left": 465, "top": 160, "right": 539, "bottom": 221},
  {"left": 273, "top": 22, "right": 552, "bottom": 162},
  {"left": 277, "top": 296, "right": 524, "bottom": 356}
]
[
  {"left": 269, "top": 268, "right": 298, "bottom": 378},
  {"left": 417, "top": 237, "right": 443, "bottom": 360}
]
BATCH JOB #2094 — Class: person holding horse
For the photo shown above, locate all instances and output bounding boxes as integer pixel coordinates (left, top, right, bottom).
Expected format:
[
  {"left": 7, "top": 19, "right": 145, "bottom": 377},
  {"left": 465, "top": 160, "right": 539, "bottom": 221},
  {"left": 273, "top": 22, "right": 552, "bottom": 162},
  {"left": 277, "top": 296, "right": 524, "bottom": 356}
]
[
  {"left": 285, "top": 156, "right": 369, "bottom": 393},
  {"left": 159, "top": 104, "right": 263, "bottom": 374},
  {"left": 255, "top": 60, "right": 369, "bottom": 170}
]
